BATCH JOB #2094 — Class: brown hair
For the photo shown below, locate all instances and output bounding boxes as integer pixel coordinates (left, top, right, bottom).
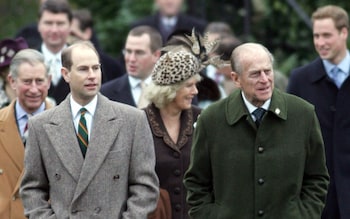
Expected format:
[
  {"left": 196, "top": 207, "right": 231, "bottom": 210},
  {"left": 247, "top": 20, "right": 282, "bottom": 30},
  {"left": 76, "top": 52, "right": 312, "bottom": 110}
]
[
  {"left": 39, "top": 0, "right": 72, "bottom": 22},
  {"left": 127, "top": 26, "right": 163, "bottom": 52},
  {"left": 312, "top": 5, "right": 349, "bottom": 31}
]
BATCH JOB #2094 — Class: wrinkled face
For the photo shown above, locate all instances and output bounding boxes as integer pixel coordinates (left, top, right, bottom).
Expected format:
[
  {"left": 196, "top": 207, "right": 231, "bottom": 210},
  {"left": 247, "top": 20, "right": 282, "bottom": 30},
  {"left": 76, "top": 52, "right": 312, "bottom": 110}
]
[
  {"left": 124, "top": 34, "right": 159, "bottom": 80},
  {"left": 38, "top": 11, "right": 71, "bottom": 51},
  {"left": 170, "top": 76, "right": 199, "bottom": 110},
  {"left": 62, "top": 46, "right": 101, "bottom": 106},
  {"left": 9, "top": 62, "right": 50, "bottom": 113},
  {"left": 313, "top": 18, "right": 348, "bottom": 64},
  {"left": 156, "top": 0, "right": 183, "bottom": 17},
  {"left": 231, "top": 50, "right": 274, "bottom": 107}
]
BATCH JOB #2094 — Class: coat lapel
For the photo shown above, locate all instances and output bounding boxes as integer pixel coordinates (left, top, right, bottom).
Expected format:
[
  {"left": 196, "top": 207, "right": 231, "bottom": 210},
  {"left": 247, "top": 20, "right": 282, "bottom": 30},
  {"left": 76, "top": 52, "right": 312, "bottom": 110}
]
[
  {"left": 44, "top": 97, "right": 84, "bottom": 182},
  {"left": 0, "top": 101, "right": 24, "bottom": 172},
  {"left": 72, "top": 94, "right": 122, "bottom": 200},
  {"left": 225, "top": 89, "right": 287, "bottom": 127}
]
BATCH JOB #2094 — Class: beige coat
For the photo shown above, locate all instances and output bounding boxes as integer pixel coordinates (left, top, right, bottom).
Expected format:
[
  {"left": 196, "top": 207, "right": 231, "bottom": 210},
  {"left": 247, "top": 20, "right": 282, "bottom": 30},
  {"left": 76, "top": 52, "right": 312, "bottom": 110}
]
[{"left": 0, "top": 100, "right": 52, "bottom": 219}]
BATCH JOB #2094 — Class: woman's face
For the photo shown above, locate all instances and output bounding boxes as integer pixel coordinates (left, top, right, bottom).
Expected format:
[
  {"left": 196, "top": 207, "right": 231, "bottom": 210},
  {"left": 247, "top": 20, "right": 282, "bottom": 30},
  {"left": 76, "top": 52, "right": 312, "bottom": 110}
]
[{"left": 171, "top": 76, "right": 199, "bottom": 110}]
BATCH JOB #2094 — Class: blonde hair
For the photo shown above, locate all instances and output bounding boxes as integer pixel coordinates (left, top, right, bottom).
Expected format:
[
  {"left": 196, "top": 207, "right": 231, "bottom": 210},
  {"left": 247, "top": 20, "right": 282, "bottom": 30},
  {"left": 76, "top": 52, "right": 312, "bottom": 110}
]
[{"left": 146, "top": 74, "right": 201, "bottom": 108}]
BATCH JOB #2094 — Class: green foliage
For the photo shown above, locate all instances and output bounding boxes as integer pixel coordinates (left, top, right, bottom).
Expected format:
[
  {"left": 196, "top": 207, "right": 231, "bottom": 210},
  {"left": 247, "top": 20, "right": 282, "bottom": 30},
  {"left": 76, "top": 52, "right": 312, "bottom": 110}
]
[
  {"left": 70, "top": 0, "right": 154, "bottom": 56},
  {"left": 2, "top": 0, "right": 350, "bottom": 75}
]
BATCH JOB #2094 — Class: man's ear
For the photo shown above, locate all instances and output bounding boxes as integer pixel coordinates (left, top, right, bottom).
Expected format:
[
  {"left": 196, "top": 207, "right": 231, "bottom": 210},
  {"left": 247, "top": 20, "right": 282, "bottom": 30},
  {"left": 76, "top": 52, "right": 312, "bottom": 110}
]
[
  {"left": 61, "top": 67, "right": 70, "bottom": 83},
  {"left": 7, "top": 74, "right": 17, "bottom": 90},
  {"left": 230, "top": 71, "right": 241, "bottom": 88}
]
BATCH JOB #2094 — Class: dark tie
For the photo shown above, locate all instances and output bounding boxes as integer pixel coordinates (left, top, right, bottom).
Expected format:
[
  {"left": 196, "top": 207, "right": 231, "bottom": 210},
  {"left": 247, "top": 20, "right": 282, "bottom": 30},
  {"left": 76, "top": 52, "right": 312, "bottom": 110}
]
[
  {"left": 77, "top": 108, "right": 88, "bottom": 157},
  {"left": 252, "top": 108, "right": 266, "bottom": 127}
]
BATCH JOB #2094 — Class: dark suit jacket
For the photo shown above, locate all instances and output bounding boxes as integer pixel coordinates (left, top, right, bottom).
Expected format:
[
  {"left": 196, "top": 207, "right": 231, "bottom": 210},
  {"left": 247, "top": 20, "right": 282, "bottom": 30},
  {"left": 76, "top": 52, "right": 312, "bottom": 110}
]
[
  {"left": 15, "top": 23, "right": 41, "bottom": 49},
  {"left": 287, "top": 57, "right": 350, "bottom": 219},
  {"left": 100, "top": 52, "right": 125, "bottom": 83},
  {"left": 100, "top": 74, "right": 136, "bottom": 107},
  {"left": 131, "top": 12, "right": 207, "bottom": 43}
]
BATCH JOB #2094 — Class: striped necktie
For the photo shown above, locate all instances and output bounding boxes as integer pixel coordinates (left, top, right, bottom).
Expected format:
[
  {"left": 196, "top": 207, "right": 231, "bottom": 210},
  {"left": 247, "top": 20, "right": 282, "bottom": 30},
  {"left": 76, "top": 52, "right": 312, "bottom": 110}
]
[
  {"left": 77, "top": 108, "right": 88, "bottom": 157},
  {"left": 252, "top": 108, "right": 266, "bottom": 127}
]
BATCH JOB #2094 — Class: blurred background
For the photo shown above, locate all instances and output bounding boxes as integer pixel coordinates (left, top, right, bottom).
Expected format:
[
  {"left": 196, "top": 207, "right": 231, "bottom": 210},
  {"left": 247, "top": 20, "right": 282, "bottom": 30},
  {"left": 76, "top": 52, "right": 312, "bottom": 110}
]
[{"left": 1, "top": 0, "right": 349, "bottom": 76}]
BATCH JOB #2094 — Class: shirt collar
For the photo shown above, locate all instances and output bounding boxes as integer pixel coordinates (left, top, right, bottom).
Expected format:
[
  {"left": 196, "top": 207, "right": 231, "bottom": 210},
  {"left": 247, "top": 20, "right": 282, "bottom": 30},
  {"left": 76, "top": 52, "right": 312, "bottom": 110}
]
[
  {"left": 241, "top": 91, "right": 271, "bottom": 114},
  {"left": 41, "top": 43, "right": 67, "bottom": 62},
  {"left": 128, "top": 75, "right": 152, "bottom": 89},
  {"left": 323, "top": 50, "right": 350, "bottom": 76},
  {"left": 15, "top": 99, "right": 46, "bottom": 120},
  {"left": 161, "top": 16, "right": 178, "bottom": 26},
  {"left": 70, "top": 95, "right": 98, "bottom": 119}
]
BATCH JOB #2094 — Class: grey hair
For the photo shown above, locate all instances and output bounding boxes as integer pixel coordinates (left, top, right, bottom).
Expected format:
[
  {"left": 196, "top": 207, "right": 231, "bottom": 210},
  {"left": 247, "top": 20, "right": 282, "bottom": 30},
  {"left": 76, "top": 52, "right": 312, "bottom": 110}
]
[
  {"left": 231, "top": 43, "right": 274, "bottom": 74},
  {"left": 9, "top": 49, "right": 49, "bottom": 78},
  {"left": 145, "top": 74, "right": 201, "bottom": 108}
]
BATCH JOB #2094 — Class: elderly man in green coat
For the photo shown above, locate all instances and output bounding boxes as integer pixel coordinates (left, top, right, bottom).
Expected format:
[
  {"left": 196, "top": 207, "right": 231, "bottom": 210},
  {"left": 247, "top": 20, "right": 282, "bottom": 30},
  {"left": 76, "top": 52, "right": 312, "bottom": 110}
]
[{"left": 184, "top": 43, "right": 329, "bottom": 219}]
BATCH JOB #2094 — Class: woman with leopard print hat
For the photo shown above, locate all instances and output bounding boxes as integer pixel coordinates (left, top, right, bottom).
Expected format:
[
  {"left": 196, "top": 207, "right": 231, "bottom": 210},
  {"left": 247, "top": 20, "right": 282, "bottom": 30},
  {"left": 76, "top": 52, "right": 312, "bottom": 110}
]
[{"left": 144, "top": 29, "right": 224, "bottom": 219}]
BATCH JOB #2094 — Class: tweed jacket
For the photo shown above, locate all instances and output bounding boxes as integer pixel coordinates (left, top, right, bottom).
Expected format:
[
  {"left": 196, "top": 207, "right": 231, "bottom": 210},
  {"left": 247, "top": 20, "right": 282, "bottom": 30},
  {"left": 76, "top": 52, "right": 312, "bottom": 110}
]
[
  {"left": 144, "top": 104, "right": 201, "bottom": 219},
  {"left": 184, "top": 89, "right": 329, "bottom": 219},
  {"left": 0, "top": 100, "right": 52, "bottom": 219},
  {"left": 20, "top": 94, "right": 159, "bottom": 219},
  {"left": 288, "top": 57, "right": 350, "bottom": 218}
]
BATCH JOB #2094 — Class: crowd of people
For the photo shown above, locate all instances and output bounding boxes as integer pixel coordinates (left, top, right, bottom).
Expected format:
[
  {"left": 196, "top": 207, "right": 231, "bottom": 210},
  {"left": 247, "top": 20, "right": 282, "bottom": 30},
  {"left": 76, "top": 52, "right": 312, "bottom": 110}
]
[{"left": 0, "top": 0, "right": 349, "bottom": 218}]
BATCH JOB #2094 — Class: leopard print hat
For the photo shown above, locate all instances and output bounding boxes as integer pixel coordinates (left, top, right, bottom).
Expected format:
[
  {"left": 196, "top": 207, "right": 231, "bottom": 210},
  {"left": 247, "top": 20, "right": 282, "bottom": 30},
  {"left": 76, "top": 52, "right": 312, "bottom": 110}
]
[
  {"left": 151, "top": 50, "right": 200, "bottom": 85},
  {"left": 151, "top": 29, "right": 226, "bottom": 86}
]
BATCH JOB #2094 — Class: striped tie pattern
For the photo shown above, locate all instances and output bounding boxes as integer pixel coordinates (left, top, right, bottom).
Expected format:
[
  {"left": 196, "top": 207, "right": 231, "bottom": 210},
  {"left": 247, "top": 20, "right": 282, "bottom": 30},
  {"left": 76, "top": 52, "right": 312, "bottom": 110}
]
[{"left": 77, "top": 108, "right": 88, "bottom": 157}]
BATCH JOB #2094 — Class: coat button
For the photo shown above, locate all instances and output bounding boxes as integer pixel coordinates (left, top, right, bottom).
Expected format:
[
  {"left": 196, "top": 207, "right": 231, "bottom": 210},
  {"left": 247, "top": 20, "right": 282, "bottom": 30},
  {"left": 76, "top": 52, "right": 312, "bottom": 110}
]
[
  {"left": 94, "top": 207, "right": 101, "bottom": 214},
  {"left": 258, "top": 210, "right": 264, "bottom": 216},
  {"left": 113, "top": 175, "right": 120, "bottom": 181},
  {"left": 0, "top": 168, "right": 3, "bottom": 175},
  {"left": 173, "top": 151, "right": 180, "bottom": 158},
  {"left": 258, "top": 147, "right": 264, "bottom": 153},
  {"left": 55, "top": 173, "right": 61, "bottom": 180},
  {"left": 12, "top": 196, "right": 16, "bottom": 201},
  {"left": 258, "top": 178, "right": 264, "bottom": 185},
  {"left": 174, "top": 187, "right": 181, "bottom": 194},
  {"left": 173, "top": 169, "right": 181, "bottom": 176},
  {"left": 174, "top": 204, "right": 181, "bottom": 212}
]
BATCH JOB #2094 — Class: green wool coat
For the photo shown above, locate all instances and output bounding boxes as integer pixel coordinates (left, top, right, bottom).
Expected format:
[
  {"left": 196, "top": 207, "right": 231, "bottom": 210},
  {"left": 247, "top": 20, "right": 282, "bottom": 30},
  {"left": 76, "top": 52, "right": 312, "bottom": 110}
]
[{"left": 184, "top": 89, "right": 329, "bottom": 219}]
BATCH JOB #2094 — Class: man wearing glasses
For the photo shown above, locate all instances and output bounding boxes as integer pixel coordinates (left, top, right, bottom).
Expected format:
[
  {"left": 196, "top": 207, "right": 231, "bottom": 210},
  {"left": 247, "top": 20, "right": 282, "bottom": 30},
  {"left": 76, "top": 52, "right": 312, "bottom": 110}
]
[{"left": 101, "top": 26, "right": 162, "bottom": 108}]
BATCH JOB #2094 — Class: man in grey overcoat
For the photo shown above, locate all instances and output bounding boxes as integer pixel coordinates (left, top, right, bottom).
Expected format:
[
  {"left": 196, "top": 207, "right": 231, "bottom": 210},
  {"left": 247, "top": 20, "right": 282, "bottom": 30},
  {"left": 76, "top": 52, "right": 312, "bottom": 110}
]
[
  {"left": 184, "top": 43, "right": 329, "bottom": 219},
  {"left": 20, "top": 41, "right": 159, "bottom": 218}
]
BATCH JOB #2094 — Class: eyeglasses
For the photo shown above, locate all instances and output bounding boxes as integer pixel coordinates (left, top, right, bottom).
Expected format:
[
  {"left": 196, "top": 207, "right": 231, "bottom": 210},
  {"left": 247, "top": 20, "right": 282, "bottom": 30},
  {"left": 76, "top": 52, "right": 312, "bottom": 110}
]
[{"left": 122, "top": 49, "right": 147, "bottom": 59}]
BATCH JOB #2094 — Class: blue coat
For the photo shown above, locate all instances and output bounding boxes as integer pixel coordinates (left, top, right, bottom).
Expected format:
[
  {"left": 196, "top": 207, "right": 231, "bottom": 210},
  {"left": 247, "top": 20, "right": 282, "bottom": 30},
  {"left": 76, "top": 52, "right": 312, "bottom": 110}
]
[
  {"left": 288, "top": 57, "right": 350, "bottom": 218},
  {"left": 184, "top": 89, "right": 329, "bottom": 219}
]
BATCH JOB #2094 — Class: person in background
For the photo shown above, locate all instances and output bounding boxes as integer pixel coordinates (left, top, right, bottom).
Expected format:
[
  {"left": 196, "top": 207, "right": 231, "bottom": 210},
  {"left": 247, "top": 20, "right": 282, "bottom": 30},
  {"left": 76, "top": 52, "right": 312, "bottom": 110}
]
[
  {"left": 37, "top": 0, "right": 72, "bottom": 104},
  {"left": 287, "top": 5, "right": 350, "bottom": 219},
  {"left": 184, "top": 42, "right": 329, "bottom": 218},
  {"left": 145, "top": 30, "right": 223, "bottom": 219},
  {"left": 0, "top": 48, "right": 52, "bottom": 219},
  {"left": 20, "top": 41, "right": 159, "bottom": 218},
  {"left": 0, "top": 37, "right": 29, "bottom": 108},
  {"left": 68, "top": 8, "right": 124, "bottom": 83},
  {"left": 15, "top": 0, "right": 47, "bottom": 49},
  {"left": 100, "top": 26, "right": 162, "bottom": 108},
  {"left": 131, "top": 0, "right": 207, "bottom": 44}
]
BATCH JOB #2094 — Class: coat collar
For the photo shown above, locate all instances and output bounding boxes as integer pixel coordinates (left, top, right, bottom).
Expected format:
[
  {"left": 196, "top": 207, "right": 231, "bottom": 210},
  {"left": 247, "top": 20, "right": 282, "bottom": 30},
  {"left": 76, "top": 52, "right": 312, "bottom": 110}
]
[
  {"left": 0, "top": 100, "right": 53, "bottom": 172},
  {"left": 44, "top": 94, "right": 122, "bottom": 194},
  {"left": 225, "top": 89, "right": 287, "bottom": 126},
  {"left": 144, "top": 103, "right": 195, "bottom": 151}
]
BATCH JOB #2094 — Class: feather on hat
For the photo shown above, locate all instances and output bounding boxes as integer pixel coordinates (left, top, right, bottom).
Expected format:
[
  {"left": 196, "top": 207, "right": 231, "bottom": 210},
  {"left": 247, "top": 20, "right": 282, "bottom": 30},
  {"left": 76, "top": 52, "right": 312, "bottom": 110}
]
[{"left": 152, "top": 29, "right": 226, "bottom": 85}]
